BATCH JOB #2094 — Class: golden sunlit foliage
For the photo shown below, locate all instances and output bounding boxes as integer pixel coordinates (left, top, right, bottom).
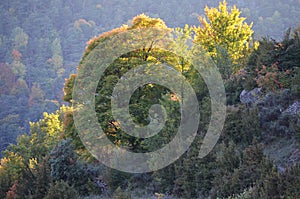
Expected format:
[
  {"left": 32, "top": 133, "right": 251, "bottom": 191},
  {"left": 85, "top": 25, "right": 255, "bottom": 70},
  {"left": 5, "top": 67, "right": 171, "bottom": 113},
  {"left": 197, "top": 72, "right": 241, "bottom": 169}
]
[
  {"left": 1, "top": 1, "right": 300, "bottom": 198},
  {"left": 0, "top": 106, "right": 69, "bottom": 198},
  {"left": 82, "top": 14, "right": 170, "bottom": 65},
  {"left": 194, "top": 0, "right": 258, "bottom": 72},
  {"left": 128, "top": 13, "right": 168, "bottom": 30}
]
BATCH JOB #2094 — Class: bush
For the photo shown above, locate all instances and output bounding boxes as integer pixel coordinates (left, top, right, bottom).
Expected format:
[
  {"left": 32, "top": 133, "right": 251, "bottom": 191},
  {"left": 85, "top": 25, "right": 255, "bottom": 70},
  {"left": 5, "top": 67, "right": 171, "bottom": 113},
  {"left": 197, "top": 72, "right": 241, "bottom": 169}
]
[
  {"left": 50, "top": 139, "right": 91, "bottom": 195},
  {"left": 44, "top": 180, "right": 79, "bottom": 199},
  {"left": 225, "top": 78, "right": 244, "bottom": 105},
  {"left": 252, "top": 164, "right": 300, "bottom": 198},
  {"left": 113, "top": 187, "right": 132, "bottom": 199}
]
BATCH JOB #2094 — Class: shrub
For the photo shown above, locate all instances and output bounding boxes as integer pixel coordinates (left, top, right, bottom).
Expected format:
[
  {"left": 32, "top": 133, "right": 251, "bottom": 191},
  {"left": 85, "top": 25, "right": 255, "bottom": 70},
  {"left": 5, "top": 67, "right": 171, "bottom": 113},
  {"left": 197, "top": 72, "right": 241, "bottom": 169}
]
[
  {"left": 113, "top": 187, "right": 132, "bottom": 199},
  {"left": 50, "top": 139, "right": 90, "bottom": 195},
  {"left": 44, "top": 180, "right": 79, "bottom": 199}
]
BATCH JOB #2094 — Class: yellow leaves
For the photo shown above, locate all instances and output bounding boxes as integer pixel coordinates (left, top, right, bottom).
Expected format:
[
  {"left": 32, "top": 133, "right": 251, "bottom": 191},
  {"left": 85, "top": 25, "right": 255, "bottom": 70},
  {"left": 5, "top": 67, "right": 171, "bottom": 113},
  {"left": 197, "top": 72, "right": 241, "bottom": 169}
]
[
  {"left": 194, "top": 1, "right": 257, "bottom": 73},
  {"left": 87, "top": 14, "right": 168, "bottom": 48},
  {"left": 146, "top": 55, "right": 158, "bottom": 62},
  {"left": 198, "top": 16, "right": 208, "bottom": 29},
  {"left": 219, "top": 0, "right": 228, "bottom": 13},
  {"left": 253, "top": 40, "right": 260, "bottom": 51},
  {"left": 43, "top": 112, "right": 62, "bottom": 140},
  {"left": 29, "top": 158, "right": 38, "bottom": 169},
  {"left": 0, "top": 152, "right": 24, "bottom": 181},
  {"left": 0, "top": 107, "right": 69, "bottom": 190},
  {"left": 129, "top": 14, "right": 168, "bottom": 30},
  {"left": 28, "top": 108, "right": 64, "bottom": 152},
  {"left": 0, "top": 157, "right": 8, "bottom": 171}
]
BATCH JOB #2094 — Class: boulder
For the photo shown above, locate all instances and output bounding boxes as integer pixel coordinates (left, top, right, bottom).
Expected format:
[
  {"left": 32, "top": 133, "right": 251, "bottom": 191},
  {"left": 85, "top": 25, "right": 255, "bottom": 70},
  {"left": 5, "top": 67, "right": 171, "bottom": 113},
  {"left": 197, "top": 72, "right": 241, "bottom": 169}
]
[
  {"left": 283, "top": 101, "right": 300, "bottom": 116},
  {"left": 240, "top": 87, "right": 262, "bottom": 104}
]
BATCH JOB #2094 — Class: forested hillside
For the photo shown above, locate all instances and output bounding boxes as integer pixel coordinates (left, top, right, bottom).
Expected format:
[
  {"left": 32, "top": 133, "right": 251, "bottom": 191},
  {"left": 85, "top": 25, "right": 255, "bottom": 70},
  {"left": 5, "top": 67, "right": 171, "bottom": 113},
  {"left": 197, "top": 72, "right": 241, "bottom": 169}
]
[
  {"left": 0, "top": 1, "right": 299, "bottom": 198},
  {"left": 1, "top": 0, "right": 300, "bottom": 152}
]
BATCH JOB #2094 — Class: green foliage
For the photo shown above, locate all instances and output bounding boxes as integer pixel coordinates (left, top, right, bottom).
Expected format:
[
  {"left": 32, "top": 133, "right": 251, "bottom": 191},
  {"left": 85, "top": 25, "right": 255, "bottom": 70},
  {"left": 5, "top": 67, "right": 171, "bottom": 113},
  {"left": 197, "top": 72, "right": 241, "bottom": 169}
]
[
  {"left": 113, "top": 187, "right": 132, "bottom": 199},
  {"left": 221, "top": 105, "right": 261, "bottom": 145},
  {"left": 291, "top": 66, "right": 300, "bottom": 99},
  {"left": 10, "top": 49, "right": 26, "bottom": 80},
  {"left": 63, "top": 74, "right": 77, "bottom": 103},
  {"left": 12, "top": 157, "right": 52, "bottom": 199},
  {"left": 49, "top": 139, "right": 91, "bottom": 195},
  {"left": 0, "top": 107, "right": 66, "bottom": 198},
  {"left": 0, "top": 0, "right": 300, "bottom": 154},
  {"left": 1, "top": 2, "right": 300, "bottom": 198},
  {"left": 102, "top": 169, "right": 131, "bottom": 192},
  {"left": 74, "top": 15, "right": 190, "bottom": 154},
  {"left": 11, "top": 27, "right": 28, "bottom": 50},
  {"left": 213, "top": 142, "right": 274, "bottom": 198},
  {"left": 172, "top": 153, "right": 216, "bottom": 198},
  {"left": 252, "top": 164, "right": 300, "bottom": 198},
  {"left": 218, "top": 141, "right": 240, "bottom": 173},
  {"left": 244, "top": 26, "right": 300, "bottom": 93},
  {"left": 0, "top": 152, "right": 24, "bottom": 198},
  {"left": 61, "top": 106, "right": 91, "bottom": 159},
  {"left": 225, "top": 188, "right": 252, "bottom": 199},
  {"left": 255, "top": 90, "right": 299, "bottom": 142},
  {"left": 44, "top": 180, "right": 79, "bottom": 199}
]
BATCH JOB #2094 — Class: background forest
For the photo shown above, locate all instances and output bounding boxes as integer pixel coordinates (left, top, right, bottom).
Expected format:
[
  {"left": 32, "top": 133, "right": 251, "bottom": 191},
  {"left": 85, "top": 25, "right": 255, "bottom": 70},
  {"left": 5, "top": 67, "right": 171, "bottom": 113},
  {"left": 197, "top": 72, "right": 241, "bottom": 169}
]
[
  {"left": 0, "top": 0, "right": 300, "bottom": 153},
  {"left": 0, "top": 0, "right": 300, "bottom": 198}
]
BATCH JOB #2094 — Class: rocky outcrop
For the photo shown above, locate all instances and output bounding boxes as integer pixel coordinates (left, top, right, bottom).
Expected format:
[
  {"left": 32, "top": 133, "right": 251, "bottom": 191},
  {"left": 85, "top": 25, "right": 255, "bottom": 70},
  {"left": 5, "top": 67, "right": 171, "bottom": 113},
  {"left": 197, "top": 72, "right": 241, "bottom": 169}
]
[
  {"left": 283, "top": 101, "right": 300, "bottom": 116},
  {"left": 239, "top": 88, "right": 262, "bottom": 104},
  {"left": 288, "top": 148, "right": 300, "bottom": 165}
]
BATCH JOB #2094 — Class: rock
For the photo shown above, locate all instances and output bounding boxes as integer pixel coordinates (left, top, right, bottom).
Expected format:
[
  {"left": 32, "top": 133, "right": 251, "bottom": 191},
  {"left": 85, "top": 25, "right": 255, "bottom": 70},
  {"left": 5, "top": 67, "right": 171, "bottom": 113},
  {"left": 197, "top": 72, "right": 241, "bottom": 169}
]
[
  {"left": 283, "top": 101, "right": 300, "bottom": 116},
  {"left": 240, "top": 87, "right": 262, "bottom": 104},
  {"left": 288, "top": 148, "right": 300, "bottom": 165}
]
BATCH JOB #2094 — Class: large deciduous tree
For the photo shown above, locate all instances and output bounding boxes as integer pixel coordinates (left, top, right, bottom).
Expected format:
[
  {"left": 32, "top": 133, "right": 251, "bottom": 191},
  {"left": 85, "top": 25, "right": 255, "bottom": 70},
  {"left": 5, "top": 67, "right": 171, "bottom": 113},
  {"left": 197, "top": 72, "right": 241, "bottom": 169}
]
[{"left": 64, "top": 14, "right": 177, "bottom": 154}]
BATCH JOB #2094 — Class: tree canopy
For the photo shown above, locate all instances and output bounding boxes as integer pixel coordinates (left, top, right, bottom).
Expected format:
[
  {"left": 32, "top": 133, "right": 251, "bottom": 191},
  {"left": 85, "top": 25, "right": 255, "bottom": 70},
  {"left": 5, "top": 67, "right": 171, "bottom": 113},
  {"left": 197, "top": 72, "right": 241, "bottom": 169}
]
[
  {"left": 0, "top": 1, "right": 299, "bottom": 198},
  {"left": 194, "top": 1, "right": 258, "bottom": 73}
]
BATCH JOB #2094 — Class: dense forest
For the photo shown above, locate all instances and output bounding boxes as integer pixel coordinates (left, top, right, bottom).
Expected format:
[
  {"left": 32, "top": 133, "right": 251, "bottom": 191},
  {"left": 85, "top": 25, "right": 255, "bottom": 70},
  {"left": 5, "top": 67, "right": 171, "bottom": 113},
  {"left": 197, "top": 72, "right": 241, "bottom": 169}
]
[
  {"left": 0, "top": 0, "right": 300, "bottom": 152},
  {"left": 0, "top": 0, "right": 300, "bottom": 198}
]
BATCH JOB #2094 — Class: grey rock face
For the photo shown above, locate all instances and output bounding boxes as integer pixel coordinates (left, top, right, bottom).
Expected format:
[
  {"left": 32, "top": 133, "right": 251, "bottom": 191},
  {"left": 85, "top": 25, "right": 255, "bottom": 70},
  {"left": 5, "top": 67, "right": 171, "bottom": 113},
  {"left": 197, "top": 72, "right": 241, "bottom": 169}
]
[
  {"left": 283, "top": 101, "right": 300, "bottom": 116},
  {"left": 240, "top": 87, "right": 262, "bottom": 104}
]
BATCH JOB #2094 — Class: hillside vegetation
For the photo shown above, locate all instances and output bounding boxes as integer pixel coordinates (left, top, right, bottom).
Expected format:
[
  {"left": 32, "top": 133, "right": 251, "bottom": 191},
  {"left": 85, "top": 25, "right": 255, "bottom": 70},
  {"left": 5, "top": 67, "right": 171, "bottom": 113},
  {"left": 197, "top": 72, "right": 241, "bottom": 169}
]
[
  {"left": 0, "top": 1, "right": 299, "bottom": 198},
  {"left": 1, "top": 0, "right": 300, "bottom": 151}
]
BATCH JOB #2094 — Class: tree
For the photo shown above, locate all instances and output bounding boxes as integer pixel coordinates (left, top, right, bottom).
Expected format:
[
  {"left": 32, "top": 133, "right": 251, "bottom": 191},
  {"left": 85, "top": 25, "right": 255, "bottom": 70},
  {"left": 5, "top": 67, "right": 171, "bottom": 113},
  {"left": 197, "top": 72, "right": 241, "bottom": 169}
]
[
  {"left": 11, "top": 27, "right": 28, "bottom": 50},
  {"left": 0, "top": 152, "right": 24, "bottom": 198},
  {"left": 194, "top": 0, "right": 257, "bottom": 74},
  {"left": 28, "top": 82, "right": 45, "bottom": 106},
  {"left": 244, "top": 26, "right": 300, "bottom": 93},
  {"left": 44, "top": 180, "right": 79, "bottom": 199},
  {"left": 0, "top": 63, "right": 15, "bottom": 96},
  {"left": 10, "top": 49, "right": 26, "bottom": 79},
  {"left": 48, "top": 38, "right": 64, "bottom": 78},
  {"left": 64, "top": 14, "right": 174, "bottom": 153},
  {"left": 0, "top": 114, "right": 22, "bottom": 153},
  {"left": 49, "top": 139, "right": 90, "bottom": 195},
  {"left": 0, "top": 107, "right": 66, "bottom": 198}
]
